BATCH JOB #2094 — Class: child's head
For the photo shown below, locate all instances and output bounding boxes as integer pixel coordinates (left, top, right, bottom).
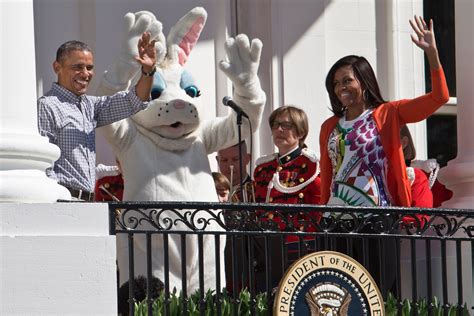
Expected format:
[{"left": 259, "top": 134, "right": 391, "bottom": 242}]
[
  {"left": 212, "top": 172, "right": 231, "bottom": 202},
  {"left": 400, "top": 125, "right": 416, "bottom": 161}
]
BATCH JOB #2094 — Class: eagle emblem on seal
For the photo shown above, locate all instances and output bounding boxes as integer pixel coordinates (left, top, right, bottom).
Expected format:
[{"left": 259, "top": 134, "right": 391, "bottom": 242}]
[{"left": 305, "top": 282, "right": 351, "bottom": 316}]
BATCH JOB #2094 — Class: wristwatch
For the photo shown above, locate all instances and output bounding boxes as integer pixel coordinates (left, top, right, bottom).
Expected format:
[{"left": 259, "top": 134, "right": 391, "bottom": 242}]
[{"left": 142, "top": 66, "right": 156, "bottom": 77}]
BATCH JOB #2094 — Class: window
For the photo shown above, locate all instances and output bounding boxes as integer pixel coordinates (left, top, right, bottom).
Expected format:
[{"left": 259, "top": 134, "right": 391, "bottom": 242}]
[
  {"left": 427, "top": 115, "right": 457, "bottom": 167},
  {"left": 424, "top": 0, "right": 456, "bottom": 96},
  {"left": 424, "top": 0, "right": 456, "bottom": 166}
]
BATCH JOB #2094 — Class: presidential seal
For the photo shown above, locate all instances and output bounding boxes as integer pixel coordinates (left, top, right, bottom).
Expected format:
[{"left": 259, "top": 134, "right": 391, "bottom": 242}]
[{"left": 274, "top": 251, "right": 384, "bottom": 315}]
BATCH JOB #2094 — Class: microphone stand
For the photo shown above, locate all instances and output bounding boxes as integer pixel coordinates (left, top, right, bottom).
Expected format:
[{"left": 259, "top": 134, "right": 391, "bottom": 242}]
[
  {"left": 235, "top": 109, "right": 252, "bottom": 296},
  {"left": 223, "top": 96, "right": 253, "bottom": 294},
  {"left": 236, "top": 111, "right": 244, "bottom": 201}
]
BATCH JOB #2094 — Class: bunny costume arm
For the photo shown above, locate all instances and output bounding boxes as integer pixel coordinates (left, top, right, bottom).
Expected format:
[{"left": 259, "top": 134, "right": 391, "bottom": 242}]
[
  {"left": 97, "top": 11, "right": 164, "bottom": 95},
  {"left": 201, "top": 34, "right": 266, "bottom": 154},
  {"left": 96, "top": 11, "right": 164, "bottom": 150}
]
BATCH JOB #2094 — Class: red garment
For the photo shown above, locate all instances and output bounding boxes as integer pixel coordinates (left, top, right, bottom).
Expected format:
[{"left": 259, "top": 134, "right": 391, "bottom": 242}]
[
  {"left": 410, "top": 159, "right": 453, "bottom": 207},
  {"left": 431, "top": 178, "right": 453, "bottom": 207},
  {"left": 319, "top": 67, "right": 449, "bottom": 207},
  {"left": 410, "top": 168, "right": 433, "bottom": 207},
  {"left": 253, "top": 147, "right": 321, "bottom": 236},
  {"left": 94, "top": 174, "right": 124, "bottom": 201},
  {"left": 403, "top": 167, "right": 432, "bottom": 226}
]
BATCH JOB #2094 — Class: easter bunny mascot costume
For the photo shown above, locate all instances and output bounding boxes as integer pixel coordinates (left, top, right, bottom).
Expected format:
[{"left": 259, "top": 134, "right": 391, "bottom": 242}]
[{"left": 96, "top": 8, "right": 266, "bottom": 294}]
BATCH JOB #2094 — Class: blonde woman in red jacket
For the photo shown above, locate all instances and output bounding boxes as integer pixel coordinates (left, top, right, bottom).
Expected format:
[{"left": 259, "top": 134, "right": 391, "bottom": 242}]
[{"left": 319, "top": 16, "right": 449, "bottom": 208}]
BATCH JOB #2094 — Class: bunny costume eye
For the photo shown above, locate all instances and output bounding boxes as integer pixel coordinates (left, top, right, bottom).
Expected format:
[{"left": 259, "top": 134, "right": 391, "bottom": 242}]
[
  {"left": 151, "top": 72, "right": 166, "bottom": 100},
  {"left": 185, "top": 85, "right": 200, "bottom": 98},
  {"left": 151, "top": 87, "right": 164, "bottom": 100},
  {"left": 180, "top": 70, "right": 201, "bottom": 98}
]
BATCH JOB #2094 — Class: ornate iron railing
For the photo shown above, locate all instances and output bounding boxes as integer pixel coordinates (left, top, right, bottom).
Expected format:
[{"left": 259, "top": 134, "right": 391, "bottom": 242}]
[{"left": 109, "top": 202, "right": 474, "bottom": 316}]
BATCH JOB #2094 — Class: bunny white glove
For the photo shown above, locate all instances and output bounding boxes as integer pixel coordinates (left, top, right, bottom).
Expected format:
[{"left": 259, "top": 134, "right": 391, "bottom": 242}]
[
  {"left": 96, "top": 164, "right": 121, "bottom": 179},
  {"left": 218, "top": 34, "right": 263, "bottom": 99},
  {"left": 101, "top": 11, "right": 164, "bottom": 92}
]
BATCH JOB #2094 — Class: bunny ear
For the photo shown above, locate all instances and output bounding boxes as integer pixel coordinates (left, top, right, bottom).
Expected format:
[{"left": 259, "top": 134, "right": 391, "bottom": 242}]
[{"left": 167, "top": 7, "right": 207, "bottom": 65}]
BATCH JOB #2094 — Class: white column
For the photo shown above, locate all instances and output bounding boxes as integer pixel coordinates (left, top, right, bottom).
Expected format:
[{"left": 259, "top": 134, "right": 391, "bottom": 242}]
[
  {"left": 375, "top": 0, "right": 429, "bottom": 159},
  {"left": 438, "top": 0, "right": 474, "bottom": 208},
  {"left": 0, "top": 0, "right": 69, "bottom": 202},
  {"left": 436, "top": 1, "right": 474, "bottom": 311}
]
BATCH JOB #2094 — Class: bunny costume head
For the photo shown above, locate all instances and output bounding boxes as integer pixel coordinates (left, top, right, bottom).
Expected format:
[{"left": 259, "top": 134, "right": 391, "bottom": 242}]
[{"left": 131, "top": 8, "right": 206, "bottom": 148}]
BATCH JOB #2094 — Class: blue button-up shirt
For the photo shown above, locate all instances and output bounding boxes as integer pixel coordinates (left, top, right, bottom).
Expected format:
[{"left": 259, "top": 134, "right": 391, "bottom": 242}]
[{"left": 38, "top": 83, "right": 148, "bottom": 192}]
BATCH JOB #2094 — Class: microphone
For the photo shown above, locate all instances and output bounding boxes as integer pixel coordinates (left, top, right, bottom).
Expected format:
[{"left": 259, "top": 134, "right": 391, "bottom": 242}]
[{"left": 222, "top": 96, "right": 249, "bottom": 118}]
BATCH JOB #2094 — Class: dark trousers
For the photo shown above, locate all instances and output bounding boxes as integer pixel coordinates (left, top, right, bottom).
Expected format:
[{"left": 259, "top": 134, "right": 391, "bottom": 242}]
[
  {"left": 328, "top": 218, "right": 398, "bottom": 299},
  {"left": 226, "top": 234, "right": 315, "bottom": 295}
]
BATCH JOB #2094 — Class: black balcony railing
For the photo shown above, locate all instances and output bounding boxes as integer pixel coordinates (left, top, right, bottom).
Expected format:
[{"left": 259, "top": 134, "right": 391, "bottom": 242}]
[{"left": 108, "top": 202, "right": 474, "bottom": 316}]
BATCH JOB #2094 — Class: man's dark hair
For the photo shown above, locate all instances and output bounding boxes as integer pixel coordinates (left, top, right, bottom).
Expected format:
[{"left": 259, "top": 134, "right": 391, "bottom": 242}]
[
  {"left": 325, "top": 55, "right": 387, "bottom": 117},
  {"left": 55, "top": 40, "right": 92, "bottom": 63}
]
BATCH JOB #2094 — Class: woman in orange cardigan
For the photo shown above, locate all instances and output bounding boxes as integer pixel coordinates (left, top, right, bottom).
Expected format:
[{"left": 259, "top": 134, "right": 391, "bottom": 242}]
[
  {"left": 319, "top": 16, "right": 449, "bottom": 208},
  {"left": 318, "top": 16, "right": 449, "bottom": 298}
]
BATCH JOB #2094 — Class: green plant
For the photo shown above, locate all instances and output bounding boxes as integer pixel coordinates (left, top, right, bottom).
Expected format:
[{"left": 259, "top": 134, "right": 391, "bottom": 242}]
[
  {"left": 135, "top": 289, "right": 472, "bottom": 316},
  {"left": 385, "top": 292, "right": 470, "bottom": 316},
  {"left": 133, "top": 288, "right": 269, "bottom": 316}
]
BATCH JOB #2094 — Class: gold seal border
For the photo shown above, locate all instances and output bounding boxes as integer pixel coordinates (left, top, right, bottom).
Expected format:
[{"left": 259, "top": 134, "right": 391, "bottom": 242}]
[{"left": 273, "top": 250, "right": 385, "bottom": 316}]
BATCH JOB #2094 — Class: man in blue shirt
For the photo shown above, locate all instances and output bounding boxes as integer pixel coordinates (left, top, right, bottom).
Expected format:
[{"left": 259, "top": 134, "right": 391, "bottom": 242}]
[{"left": 38, "top": 30, "right": 157, "bottom": 201}]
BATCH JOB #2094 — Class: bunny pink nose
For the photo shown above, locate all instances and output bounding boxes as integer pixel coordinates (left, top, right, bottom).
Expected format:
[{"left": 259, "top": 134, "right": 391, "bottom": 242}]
[{"left": 174, "top": 100, "right": 186, "bottom": 109}]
